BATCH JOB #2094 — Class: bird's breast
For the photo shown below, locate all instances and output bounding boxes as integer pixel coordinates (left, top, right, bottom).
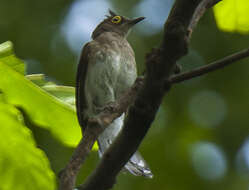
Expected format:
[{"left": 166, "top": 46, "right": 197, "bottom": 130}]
[{"left": 91, "top": 45, "right": 136, "bottom": 97}]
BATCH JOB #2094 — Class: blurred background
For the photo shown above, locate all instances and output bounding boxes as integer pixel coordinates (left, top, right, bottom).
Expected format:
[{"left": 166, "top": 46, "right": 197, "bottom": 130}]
[{"left": 0, "top": 0, "right": 249, "bottom": 189}]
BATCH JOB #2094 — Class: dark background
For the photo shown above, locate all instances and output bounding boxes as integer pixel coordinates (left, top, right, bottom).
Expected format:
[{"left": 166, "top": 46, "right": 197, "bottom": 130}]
[{"left": 1, "top": 0, "right": 249, "bottom": 189}]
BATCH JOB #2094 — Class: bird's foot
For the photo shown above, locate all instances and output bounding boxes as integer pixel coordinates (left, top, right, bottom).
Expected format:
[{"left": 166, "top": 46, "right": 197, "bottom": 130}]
[
  {"left": 96, "top": 101, "right": 117, "bottom": 113},
  {"left": 174, "top": 63, "right": 182, "bottom": 74},
  {"left": 104, "top": 101, "right": 117, "bottom": 112}
]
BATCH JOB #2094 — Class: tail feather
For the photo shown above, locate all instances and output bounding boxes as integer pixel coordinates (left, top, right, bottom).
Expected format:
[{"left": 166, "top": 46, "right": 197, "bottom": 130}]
[
  {"left": 124, "top": 151, "right": 153, "bottom": 178},
  {"left": 97, "top": 114, "right": 153, "bottom": 178},
  {"left": 97, "top": 149, "right": 153, "bottom": 178}
]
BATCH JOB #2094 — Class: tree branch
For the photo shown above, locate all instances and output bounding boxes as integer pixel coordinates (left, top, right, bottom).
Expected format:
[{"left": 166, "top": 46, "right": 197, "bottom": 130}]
[
  {"left": 77, "top": 1, "right": 220, "bottom": 190},
  {"left": 188, "top": 0, "right": 222, "bottom": 38},
  {"left": 170, "top": 47, "right": 249, "bottom": 83},
  {"left": 59, "top": 1, "right": 231, "bottom": 190},
  {"left": 59, "top": 132, "right": 97, "bottom": 190}
]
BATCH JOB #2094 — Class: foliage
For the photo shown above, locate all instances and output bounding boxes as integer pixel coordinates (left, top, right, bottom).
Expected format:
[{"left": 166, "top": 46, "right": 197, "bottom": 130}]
[
  {"left": 0, "top": 41, "right": 57, "bottom": 189},
  {"left": 0, "top": 41, "right": 81, "bottom": 190},
  {"left": 0, "top": 41, "right": 81, "bottom": 147},
  {"left": 214, "top": 0, "right": 249, "bottom": 33},
  {"left": 0, "top": 101, "right": 56, "bottom": 190}
]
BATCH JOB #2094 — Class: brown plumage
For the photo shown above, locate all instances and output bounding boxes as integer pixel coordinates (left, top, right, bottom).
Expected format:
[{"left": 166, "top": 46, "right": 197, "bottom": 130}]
[{"left": 76, "top": 10, "right": 152, "bottom": 178}]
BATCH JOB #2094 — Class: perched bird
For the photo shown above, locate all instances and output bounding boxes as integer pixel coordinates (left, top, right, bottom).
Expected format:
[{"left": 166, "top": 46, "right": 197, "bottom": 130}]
[{"left": 76, "top": 10, "right": 153, "bottom": 178}]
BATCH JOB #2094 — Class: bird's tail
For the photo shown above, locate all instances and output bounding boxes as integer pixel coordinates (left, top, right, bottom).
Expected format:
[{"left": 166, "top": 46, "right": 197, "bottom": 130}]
[
  {"left": 123, "top": 151, "right": 153, "bottom": 178},
  {"left": 97, "top": 114, "right": 153, "bottom": 178}
]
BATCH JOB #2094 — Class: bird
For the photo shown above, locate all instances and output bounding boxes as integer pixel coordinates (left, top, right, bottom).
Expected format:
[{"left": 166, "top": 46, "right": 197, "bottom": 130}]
[{"left": 76, "top": 10, "right": 153, "bottom": 178}]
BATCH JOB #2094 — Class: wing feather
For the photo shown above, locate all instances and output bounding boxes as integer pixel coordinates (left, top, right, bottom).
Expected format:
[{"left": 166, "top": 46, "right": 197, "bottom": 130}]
[{"left": 76, "top": 42, "right": 91, "bottom": 130}]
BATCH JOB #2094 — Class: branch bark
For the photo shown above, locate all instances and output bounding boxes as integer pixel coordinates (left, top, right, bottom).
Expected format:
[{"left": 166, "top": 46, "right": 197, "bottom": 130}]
[
  {"left": 59, "top": 132, "right": 97, "bottom": 190},
  {"left": 170, "top": 47, "right": 249, "bottom": 83},
  {"left": 188, "top": 0, "right": 221, "bottom": 38},
  {"left": 76, "top": 0, "right": 221, "bottom": 190}
]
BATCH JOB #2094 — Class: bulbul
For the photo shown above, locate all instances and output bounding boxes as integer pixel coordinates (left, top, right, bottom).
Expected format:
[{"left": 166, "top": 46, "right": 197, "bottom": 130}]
[{"left": 76, "top": 10, "right": 153, "bottom": 178}]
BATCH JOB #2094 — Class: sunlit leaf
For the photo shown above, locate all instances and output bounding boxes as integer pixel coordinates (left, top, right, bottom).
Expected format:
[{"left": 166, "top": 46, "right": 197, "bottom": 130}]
[
  {"left": 213, "top": 0, "right": 249, "bottom": 33},
  {"left": 26, "top": 74, "right": 76, "bottom": 107},
  {"left": 0, "top": 41, "right": 26, "bottom": 74},
  {"left": 0, "top": 60, "right": 81, "bottom": 146},
  {"left": 0, "top": 41, "right": 81, "bottom": 147},
  {"left": 0, "top": 102, "right": 56, "bottom": 190}
]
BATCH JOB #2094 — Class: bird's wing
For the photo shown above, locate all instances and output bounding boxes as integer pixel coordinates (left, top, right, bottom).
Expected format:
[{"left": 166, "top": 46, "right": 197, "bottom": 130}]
[{"left": 76, "top": 42, "right": 91, "bottom": 130}]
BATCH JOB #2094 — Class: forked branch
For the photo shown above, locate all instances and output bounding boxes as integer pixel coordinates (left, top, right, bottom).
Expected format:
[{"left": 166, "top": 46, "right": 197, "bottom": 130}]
[
  {"left": 76, "top": 1, "right": 222, "bottom": 190},
  {"left": 58, "top": 1, "right": 249, "bottom": 190}
]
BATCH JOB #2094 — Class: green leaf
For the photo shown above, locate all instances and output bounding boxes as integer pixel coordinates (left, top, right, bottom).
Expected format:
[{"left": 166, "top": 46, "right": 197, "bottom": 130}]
[
  {"left": 0, "top": 41, "right": 26, "bottom": 74},
  {"left": 25, "top": 74, "right": 49, "bottom": 87},
  {"left": 0, "top": 101, "right": 56, "bottom": 190},
  {"left": 213, "top": 0, "right": 249, "bottom": 33},
  {"left": 0, "top": 41, "right": 81, "bottom": 147},
  {"left": 0, "top": 41, "right": 98, "bottom": 149},
  {"left": 26, "top": 74, "right": 76, "bottom": 107},
  {"left": 0, "top": 61, "right": 81, "bottom": 146}
]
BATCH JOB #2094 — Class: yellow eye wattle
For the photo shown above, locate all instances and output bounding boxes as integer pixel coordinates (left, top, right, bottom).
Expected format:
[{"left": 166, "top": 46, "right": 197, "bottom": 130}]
[{"left": 111, "top": 16, "right": 122, "bottom": 24}]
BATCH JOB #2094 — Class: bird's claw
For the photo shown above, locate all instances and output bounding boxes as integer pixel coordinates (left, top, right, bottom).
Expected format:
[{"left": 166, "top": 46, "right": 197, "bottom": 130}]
[
  {"left": 174, "top": 63, "right": 182, "bottom": 74},
  {"left": 96, "top": 101, "right": 117, "bottom": 113}
]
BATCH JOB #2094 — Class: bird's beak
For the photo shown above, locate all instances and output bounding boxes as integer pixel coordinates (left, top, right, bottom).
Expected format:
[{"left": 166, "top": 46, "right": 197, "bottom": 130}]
[{"left": 128, "top": 17, "right": 145, "bottom": 26}]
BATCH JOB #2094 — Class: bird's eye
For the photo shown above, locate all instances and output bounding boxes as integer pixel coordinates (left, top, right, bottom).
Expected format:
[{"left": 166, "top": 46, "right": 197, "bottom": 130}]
[{"left": 111, "top": 16, "right": 122, "bottom": 24}]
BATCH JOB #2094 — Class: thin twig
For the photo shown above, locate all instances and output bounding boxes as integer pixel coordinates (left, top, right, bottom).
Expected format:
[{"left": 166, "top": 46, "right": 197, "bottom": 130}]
[
  {"left": 58, "top": 131, "right": 97, "bottom": 190},
  {"left": 170, "top": 48, "right": 249, "bottom": 83},
  {"left": 188, "top": 0, "right": 222, "bottom": 38}
]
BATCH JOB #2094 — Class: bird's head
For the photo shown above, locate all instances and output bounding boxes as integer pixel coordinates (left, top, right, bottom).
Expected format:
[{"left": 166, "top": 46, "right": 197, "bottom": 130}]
[{"left": 92, "top": 10, "right": 145, "bottom": 39}]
